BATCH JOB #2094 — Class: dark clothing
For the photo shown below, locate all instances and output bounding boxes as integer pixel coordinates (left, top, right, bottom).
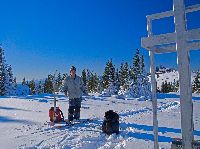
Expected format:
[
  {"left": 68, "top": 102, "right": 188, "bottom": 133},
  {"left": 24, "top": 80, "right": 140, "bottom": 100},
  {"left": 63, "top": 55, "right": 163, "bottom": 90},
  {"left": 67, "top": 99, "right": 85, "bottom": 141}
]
[{"left": 68, "top": 98, "right": 82, "bottom": 121}]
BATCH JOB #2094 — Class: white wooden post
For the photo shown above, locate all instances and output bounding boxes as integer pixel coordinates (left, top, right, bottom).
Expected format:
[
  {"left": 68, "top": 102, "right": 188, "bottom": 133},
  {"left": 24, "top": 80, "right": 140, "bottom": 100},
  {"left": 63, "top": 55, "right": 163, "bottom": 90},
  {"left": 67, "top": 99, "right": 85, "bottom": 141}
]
[
  {"left": 147, "top": 18, "right": 159, "bottom": 149},
  {"left": 141, "top": 1, "right": 199, "bottom": 148},
  {"left": 173, "top": 0, "right": 194, "bottom": 148}
]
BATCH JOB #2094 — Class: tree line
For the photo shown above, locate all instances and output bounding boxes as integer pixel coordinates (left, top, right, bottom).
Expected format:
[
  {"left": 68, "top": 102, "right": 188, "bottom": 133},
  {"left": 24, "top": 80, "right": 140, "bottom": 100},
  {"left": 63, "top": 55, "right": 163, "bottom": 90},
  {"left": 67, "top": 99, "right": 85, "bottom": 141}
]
[
  {"left": 1, "top": 45, "right": 199, "bottom": 96},
  {"left": 81, "top": 49, "right": 151, "bottom": 99},
  {"left": 21, "top": 48, "right": 150, "bottom": 98}
]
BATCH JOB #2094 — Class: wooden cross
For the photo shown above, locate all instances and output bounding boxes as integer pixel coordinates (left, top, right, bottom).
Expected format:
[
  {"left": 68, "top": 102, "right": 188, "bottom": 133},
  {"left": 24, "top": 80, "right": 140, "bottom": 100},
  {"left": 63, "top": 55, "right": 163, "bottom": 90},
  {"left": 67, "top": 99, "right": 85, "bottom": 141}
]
[{"left": 141, "top": 0, "right": 200, "bottom": 148}]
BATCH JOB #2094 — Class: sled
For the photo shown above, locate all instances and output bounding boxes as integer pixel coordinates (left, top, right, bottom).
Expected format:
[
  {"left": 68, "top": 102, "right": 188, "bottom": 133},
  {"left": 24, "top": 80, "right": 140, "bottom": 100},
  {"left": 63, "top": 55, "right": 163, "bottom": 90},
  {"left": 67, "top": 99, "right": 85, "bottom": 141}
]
[{"left": 47, "top": 118, "right": 93, "bottom": 128}]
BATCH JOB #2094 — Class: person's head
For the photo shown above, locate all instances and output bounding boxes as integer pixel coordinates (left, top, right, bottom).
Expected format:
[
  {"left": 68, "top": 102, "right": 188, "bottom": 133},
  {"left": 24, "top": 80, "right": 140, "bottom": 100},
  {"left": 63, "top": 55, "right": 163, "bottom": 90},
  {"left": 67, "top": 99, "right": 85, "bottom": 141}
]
[{"left": 70, "top": 66, "right": 76, "bottom": 77}]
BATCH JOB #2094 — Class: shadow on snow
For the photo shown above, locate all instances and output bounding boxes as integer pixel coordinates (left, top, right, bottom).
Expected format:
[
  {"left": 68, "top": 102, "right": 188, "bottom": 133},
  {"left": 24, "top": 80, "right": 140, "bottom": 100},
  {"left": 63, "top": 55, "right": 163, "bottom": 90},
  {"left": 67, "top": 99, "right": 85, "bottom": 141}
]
[
  {"left": 0, "top": 106, "right": 31, "bottom": 112},
  {"left": 0, "top": 116, "right": 36, "bottom": 124},
  {"left": 157, "top": 93, "right": 200, "bottom": 101},
  {"left": 120, "top": 122, "right": 200, "bottom": 142}
]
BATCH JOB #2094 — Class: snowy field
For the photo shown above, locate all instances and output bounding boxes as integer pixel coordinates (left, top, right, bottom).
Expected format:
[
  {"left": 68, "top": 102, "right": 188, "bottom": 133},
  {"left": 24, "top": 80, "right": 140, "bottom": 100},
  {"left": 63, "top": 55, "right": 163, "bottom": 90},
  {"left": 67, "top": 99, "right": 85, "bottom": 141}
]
[{"left": 1, "top": 93, "right": 200, "bottom": 149}]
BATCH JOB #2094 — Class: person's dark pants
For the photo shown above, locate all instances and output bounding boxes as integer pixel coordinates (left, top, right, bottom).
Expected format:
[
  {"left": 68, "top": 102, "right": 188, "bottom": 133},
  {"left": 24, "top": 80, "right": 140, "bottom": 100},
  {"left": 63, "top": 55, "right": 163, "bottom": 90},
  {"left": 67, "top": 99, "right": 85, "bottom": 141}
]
[{"left": 68, "top": 98, "right": 82, "bottom": 121}]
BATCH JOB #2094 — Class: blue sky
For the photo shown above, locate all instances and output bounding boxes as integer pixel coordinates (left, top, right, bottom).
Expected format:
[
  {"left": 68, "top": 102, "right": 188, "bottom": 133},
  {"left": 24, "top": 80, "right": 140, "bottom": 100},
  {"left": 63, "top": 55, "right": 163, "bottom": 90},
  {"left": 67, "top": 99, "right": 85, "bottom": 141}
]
[{"left": 0, "top": 0, "right": 199, "bottom": 81}]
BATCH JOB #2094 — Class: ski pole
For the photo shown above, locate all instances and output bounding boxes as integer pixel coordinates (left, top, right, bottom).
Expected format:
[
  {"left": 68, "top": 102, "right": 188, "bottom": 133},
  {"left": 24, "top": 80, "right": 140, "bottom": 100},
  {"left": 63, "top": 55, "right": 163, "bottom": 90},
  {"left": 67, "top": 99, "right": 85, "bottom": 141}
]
[{"left": 53, "top": 70, "right": 58, "bottom": 123}]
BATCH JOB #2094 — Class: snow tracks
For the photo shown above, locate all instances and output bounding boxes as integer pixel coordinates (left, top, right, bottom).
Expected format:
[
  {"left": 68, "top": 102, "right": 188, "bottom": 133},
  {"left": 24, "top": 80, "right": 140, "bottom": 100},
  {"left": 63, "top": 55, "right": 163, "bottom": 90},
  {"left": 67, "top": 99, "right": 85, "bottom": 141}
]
[{"left": 28, "top": 98, "right": 180, "bottom": 149}]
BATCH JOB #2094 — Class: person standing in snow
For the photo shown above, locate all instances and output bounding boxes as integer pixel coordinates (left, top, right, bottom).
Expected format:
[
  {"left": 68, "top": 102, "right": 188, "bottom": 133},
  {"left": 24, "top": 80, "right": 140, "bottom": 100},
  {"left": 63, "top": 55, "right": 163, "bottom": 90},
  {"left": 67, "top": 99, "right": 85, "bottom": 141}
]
[{"left": 63, "top": 66, "right": 85, "bottom": 122}]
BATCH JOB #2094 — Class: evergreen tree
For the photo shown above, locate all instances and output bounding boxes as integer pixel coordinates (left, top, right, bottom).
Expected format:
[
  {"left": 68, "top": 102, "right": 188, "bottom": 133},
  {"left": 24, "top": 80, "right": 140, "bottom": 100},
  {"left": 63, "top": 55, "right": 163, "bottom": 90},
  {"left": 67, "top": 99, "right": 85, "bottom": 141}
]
[
  {"left": 118, "top": 54, "right": 150, "bottom": 99},
  {"left": 85, "top": 69, "right": 91, "bottom": 92},
  {"left": 93, "top": 73, "right": 99, "bottom": 93},
  {"left": 60, "top": 73, "right": 68, "bottom": 92},
  {"left": 172, "top": 79, "right": 179, "bottom": 92},
  {"left": 102, "top": 59, "right": 116, "bottom": 89},
  {"left": 156, "top": 66, "right": 159, "bottom": 72},
  {"left": 82, "top": 69, "right": 87, "bottom": 87},
  {"left": 141, "top": 55, "right": 145, "bottom": 73},
  {"left": 5, "top": 65, "right": 16, "bottom": 95},
  {"left": 121, "top": 71, "right": 151, "bottom": 100},
  {"left": 167, "top": 82, "right": 172, "bottom": 92},
  {"left": 56, "top": 72, "right": 62, "bottom": 91},
  {"left": 164, "top": 81, "right": 168, "bottom": 93},
  {"left": 88, "top": 72, "right": 99, "bottom": 93},
  {"left": 97, "top": 80, "right": 104, "bottom": 93},
  {"left": 109, "top": 59, "right": 115, "bottom": 84},
  {"left": 22, "top": 77, "right": 26, "bottom": 85},
  {"left": 102, "top": 60, "right": 111, "bottom": 89},
  {"left": 87, "top": 71, "right": 94, "bottom": 92},
  {"left": 62, "top": 73, "right": 68, "bottom": 81},
  {"left": 13, "top": 77, "right": 17, "bottom": 87},
  {"left": 175, "top": 80, "right": 179, "bottom": 92},
  {"left": 130, "top": 49, "right": 141, "bottom": 82},
  {"left": 161, "top": 81, "right": 168, "bottom": 93},
  {"left": 37, "top": 81, "right": 44, "bottom": 94},
  {"left": 115, "top": 68, "right": 120, "bottom": 92},
  {"left": 28, "top": 79, "right": 36, "bottom": 95},
  {"left": 86, "top": 69, "right": 91, "bottom": 83},
  {"left": 0, "top": 47, "right": 16, "bottom": 96},
  {"left": 119, "top": 63, "right": 124, "bottom": 87},
  {"left": 193, "top": 72, "right": 200, "bottom": 93},
  {"left": 119, "top": 62, "right": 129, "bottom": 90},
  {"left": 134, "top": 49, "right": 141, "bottom": 75},
  {"left": 123, "top": 62, "right": 129, "bottom": 88},
  {"left": 44, "top": 75, "right": 54, "bottom": 93},
  {"left": 0, "top": 47, "right": 6, "bottom": 95},
  {"left": 161, "top": 82, "right": 165, "bottom": 93},
  {"left": 115, "top": 68, "right": 119, "bottom": 83},
  {"left": 161, "top": 81, "right": 175, "bottom": 93}
]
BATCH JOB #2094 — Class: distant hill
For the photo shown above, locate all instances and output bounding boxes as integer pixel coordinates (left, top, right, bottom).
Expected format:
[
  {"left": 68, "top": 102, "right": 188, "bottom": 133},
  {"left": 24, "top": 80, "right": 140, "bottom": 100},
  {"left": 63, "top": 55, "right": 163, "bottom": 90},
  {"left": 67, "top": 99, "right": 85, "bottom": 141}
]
[{"left": 149, "top": 66, "right": 197, "bottom": 90}]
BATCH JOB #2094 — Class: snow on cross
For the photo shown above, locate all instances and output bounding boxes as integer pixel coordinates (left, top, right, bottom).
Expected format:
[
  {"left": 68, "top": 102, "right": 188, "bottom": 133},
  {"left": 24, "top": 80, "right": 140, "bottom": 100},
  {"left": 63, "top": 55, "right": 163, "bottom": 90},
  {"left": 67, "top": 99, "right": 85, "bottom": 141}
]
[{"left": 141, "top": 0, "right": 200, "bottom": 149}]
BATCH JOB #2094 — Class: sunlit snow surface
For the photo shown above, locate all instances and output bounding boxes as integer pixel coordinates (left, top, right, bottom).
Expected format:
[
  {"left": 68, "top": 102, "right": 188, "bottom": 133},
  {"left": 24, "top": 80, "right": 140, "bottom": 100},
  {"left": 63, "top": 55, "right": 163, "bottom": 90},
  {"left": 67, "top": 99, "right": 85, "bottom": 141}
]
[{"left": 0, "top": 93, "right": 200, "bottom": 149}]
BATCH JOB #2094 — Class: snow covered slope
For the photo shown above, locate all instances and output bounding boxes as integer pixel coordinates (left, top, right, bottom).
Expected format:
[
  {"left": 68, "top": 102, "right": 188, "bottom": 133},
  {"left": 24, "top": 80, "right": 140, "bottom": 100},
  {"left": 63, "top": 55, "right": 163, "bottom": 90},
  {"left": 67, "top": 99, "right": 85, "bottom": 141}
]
[
  {"left": 0, "top": 93, "right": 200, "bottom": 149},
  {"left": 151, "top": 67, "right": 197, "bottom": 90}
]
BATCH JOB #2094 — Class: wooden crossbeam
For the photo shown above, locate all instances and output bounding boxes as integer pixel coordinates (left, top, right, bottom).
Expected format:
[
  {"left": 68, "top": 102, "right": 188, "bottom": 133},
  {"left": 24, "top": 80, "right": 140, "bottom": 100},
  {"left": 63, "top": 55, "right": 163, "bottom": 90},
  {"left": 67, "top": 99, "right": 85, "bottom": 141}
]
[
  {"left": 146, "top": 41, "right": 200, "bottom": 54},
  {"left": 187, "top": 28, "right": 200, "bottom": 41},
  {"left": 141, "top": 28, "right": 200, "bottom": 49},
  {"left": 147, "top": 4, "right": 200, "bottom": 20},
  {"left": 141, "top": 32, "right": 176, "bottom": 48},
  {"left": 147, "top": 45, "right": 176, "bottom": 54},
  {"left": 188, "top": 41, "right": 200, "bottom": 50}
]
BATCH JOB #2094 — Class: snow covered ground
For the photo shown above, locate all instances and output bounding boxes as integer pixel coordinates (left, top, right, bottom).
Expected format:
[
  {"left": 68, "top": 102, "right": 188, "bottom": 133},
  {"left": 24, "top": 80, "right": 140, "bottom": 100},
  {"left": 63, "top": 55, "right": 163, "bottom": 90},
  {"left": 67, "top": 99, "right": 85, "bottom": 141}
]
[{"left": 1, "top": 93, "right": 200, "bottom": 149}]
